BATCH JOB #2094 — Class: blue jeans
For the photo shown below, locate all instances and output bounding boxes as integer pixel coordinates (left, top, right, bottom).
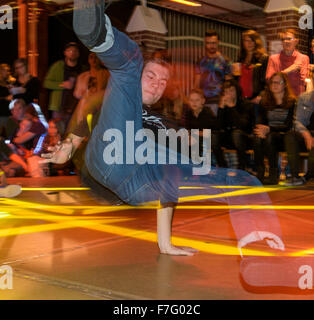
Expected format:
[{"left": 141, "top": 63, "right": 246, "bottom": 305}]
[{"left": 85, "top": 20, "right": 282, "bottom": 241}]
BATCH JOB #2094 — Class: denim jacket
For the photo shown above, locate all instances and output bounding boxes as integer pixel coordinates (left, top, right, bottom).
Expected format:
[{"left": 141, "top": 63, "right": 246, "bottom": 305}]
[{"left": 295, "top": 90, "right": 314, "bottom": 133}]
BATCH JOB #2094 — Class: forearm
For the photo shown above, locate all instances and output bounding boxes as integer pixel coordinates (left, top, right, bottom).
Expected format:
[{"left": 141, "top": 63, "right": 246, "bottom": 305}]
[{"left": 157, "top": 206, "right": 174, "bottom": 251}]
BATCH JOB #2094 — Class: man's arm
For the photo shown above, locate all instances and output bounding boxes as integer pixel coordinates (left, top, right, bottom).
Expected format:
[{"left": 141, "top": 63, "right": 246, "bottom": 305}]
[
  {"left": 40, "top": 133, "right": 84, "bottom": 164},
  {"left": 43, "top": 61, "right": 64, "bottom": 91},
  {"left": 157, "top": 206, "right": 198, "bottom": 256},
  {"left": 265, "top": 55, "right": 277, "bottom": 80}
]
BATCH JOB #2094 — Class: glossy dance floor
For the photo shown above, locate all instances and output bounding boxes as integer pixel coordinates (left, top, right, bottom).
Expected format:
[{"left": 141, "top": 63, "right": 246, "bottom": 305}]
[{"left": 0, "top": 176, "right": 314, "bottom": 300}]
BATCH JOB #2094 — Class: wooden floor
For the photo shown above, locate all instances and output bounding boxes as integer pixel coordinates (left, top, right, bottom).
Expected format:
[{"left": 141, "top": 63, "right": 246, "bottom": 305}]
[{"left": 0, "top": 176, "right": 314, "bottom": 300}]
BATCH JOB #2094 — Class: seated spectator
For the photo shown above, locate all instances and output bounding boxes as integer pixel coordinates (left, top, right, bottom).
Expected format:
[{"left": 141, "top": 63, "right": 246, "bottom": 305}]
[
  {"left": 233, "top": 29, "right": 268, "bottom": 104},
  {"left": 152, "top": 80, "right": 189, "bottom": 127},
  {"left": 10, "top": 58, "right": 40, "bottom": 105},
  {"left": 215, "top": 79, "right": 255, "bottom": 169},
  {"left": 30, "top": 119, "right": 63, "bottom": 177},
  {"left": 184, "top": 88, "right": 220, "bottom": 161},
  {"left": 282, "top": 89, "right": 314, "bottom": 186},
  {"left": 0, "top": 64, "right": 13, "bottom": 128},
  {"left": 1, "top": 104, "right": 46, "bottom": 177},
  {"left": 253, "top": 72, "right": 296, "bottom": 185}
]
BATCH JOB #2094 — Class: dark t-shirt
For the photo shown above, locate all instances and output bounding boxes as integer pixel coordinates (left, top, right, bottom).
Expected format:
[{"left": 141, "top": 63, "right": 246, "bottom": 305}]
[
  {"left": 13, "top": 77, "right": 40, "bottom": 104},
  {"left": 61, "top": 64, "right": 81, "bottom": 114},
  {"left": 0, "top": 85, "right": 11, "bottom": 117},
  {"left": 185, "top": 107, "right": 218, "bottom": 131}
]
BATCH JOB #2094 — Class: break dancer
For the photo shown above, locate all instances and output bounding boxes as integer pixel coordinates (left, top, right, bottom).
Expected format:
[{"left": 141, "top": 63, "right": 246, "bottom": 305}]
[{"left": 42, "top": 0, "right": 285, "bottom": 256}]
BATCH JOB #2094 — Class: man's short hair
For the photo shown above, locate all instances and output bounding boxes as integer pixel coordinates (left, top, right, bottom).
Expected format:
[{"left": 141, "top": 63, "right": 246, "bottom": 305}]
[
  {"left": 64, "top": 42, "right": 80, "bottom": 51},
  {"left": 205, "top": 29, "right": 219, "bottom": 40},
  {"left": 189, "top": 88, "right": 205, "bottom": 99},
  {"left": 281, "top": 28, "right": 298, "bottom": 39},
  {"left": 143, "top": 56, "right": 173, "bottom": 78}
]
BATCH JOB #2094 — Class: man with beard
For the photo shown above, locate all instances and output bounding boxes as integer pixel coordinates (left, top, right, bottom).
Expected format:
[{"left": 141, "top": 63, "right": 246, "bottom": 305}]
[
  {"left": 44, "top": 42, "right": 83, "bottom": 130},
  {"left": 194, "top": 29, "right": 232, "bottom": 116}
]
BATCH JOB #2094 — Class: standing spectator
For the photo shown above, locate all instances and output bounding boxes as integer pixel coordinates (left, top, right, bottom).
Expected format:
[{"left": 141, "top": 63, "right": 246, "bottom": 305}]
[
  {"left": 216, "top": 79, "right": 255, "bottom": 169},
  {"left": 74, "top": 52, "right": 109, "bottom": 100},
  {"left": 266, "top": 29, "right": 309, "bottom": 97},
  {"left": 0, "top": 64, "right": 12, "bottom": 129},
  {"left": 234, "top": 30, "right": 268, "bottom": 104},
  {"left": 254, "top": 72, "right": 296, "bottom": 185},
  {"left": 44, "top": 42, "right": 82, "bottom": 129},
  {"left": 195, "top": 29, "right": 232, "bottom": 116},
  {"left": 10, "top": 58, "right": 41, "bottom": 105}
]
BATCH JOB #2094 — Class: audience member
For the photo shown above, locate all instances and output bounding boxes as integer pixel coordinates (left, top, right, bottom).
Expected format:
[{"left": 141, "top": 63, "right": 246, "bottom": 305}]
[
  {"left": 254, "top": 72, "right": 296, "bottom": 185},
  {"left": 44, "top": 42, "right": 82, "bottom": 129},
  {"left": 0, "top": 64, "right": 12, "bottom": 128},
  {"left": 10, "top": 58, "right": 41, "bottom": 105},
  {"left": 185, "top": 88, "right": 220, "bottom": 161},
  {"left": 216, "top": 79, "right": 255, "bottom": 169},
  {"left": 195, "top": 29, "right": 232, "bottom": 116},
  {"left": 234, "top": 30, "right": 268, "bottom": 104},
  {"left": 74, "top": 52, "right": 109, "bottom": 99},
  {"left": 283, "top": 89, "right": 314, "bottom": 186},
  {"left": 152, "top": 80, "right": 189, "bottom": 127},
  {"left": 266, "top": 28, "right": 309, "bottom": 97}
]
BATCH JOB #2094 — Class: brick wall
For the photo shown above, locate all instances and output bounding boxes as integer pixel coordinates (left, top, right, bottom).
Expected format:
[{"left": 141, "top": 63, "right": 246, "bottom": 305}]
[
  {"left": 128, "top": 30, "right": 167, "bottom": 58},
  {"left": 265, "top": 9, "right": 309, "bottom": 54}
]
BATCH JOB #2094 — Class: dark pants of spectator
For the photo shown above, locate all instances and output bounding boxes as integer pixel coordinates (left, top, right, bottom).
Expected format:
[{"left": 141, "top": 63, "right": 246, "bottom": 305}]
[
  {"left": 285, "top": 131, "right": 314, "bottom": 179},
  {"left": 254, "top": 132, "right": 289, "bottom": 182},
  {"left": 212, "top": 129, "right": 253, "bottom": 170}
]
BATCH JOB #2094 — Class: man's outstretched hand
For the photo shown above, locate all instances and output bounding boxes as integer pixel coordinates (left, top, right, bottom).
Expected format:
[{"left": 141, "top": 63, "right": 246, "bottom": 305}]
[{"left": 40, "top": 139, "right": 74, "bottom": 164}]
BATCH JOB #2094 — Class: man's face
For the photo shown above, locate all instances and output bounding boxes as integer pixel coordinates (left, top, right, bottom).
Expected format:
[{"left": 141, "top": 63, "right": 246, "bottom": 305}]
[
  {"left": 64, "top": 46, "right": 80, "bottom": 62},
  {"left": 205, "top": 35, "right": 219, "bottom": 56},
  {"left": 282, "top": 32, "right": 298, "bottom": 53},
  {"left": 141, "top": 62, "right": 169, "bottom": 105},
  {"left": 188, "top": 92, "right": 205, "bottom": 113}
]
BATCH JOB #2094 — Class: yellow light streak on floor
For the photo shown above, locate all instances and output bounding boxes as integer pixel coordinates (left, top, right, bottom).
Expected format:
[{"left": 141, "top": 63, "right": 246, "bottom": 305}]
[{"left": 0, "top": 207, "right": 280, "bottom": 257}]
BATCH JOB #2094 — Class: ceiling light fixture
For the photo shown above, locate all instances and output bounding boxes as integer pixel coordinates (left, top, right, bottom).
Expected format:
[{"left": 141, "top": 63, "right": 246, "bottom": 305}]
[{"left": 169, "top": 0, "right": 202, "bottom": 7}]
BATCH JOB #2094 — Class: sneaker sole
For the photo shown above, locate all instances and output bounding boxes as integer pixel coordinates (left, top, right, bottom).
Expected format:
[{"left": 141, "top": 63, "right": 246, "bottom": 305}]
[
  {"left": 0, "top": 185, "right": 22, "bottom": 198},
  {"left": 241, "top": 256, "right": 314, "bottom": 288},
  {"left": 73, "top": 0, "right": 105, "bottom": 48}
]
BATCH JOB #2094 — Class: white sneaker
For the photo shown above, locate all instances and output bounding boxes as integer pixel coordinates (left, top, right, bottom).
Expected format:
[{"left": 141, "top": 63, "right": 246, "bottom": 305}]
[{"left": 0, "top": 185, "right": 22, "bottom": 198}]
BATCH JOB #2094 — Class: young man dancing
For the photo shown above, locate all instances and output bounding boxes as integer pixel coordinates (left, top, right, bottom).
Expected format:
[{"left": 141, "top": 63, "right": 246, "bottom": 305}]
[{"left": 42, "top": 0, "right": 284, "bottom": 256}]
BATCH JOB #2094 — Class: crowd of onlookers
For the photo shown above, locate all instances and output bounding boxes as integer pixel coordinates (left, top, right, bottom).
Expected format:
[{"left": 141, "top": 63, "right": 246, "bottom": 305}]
[{"left": 1, "top": 27, "right": 314, "bottom": 187}]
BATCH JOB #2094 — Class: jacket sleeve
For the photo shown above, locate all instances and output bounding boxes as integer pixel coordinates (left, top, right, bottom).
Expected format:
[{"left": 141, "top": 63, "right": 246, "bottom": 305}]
[
  {"left": 43, "top": 61, "right": 64, "bottom": 91},
  {"left": 295, "top": 93, "right": 314, "bottom": 133}
]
